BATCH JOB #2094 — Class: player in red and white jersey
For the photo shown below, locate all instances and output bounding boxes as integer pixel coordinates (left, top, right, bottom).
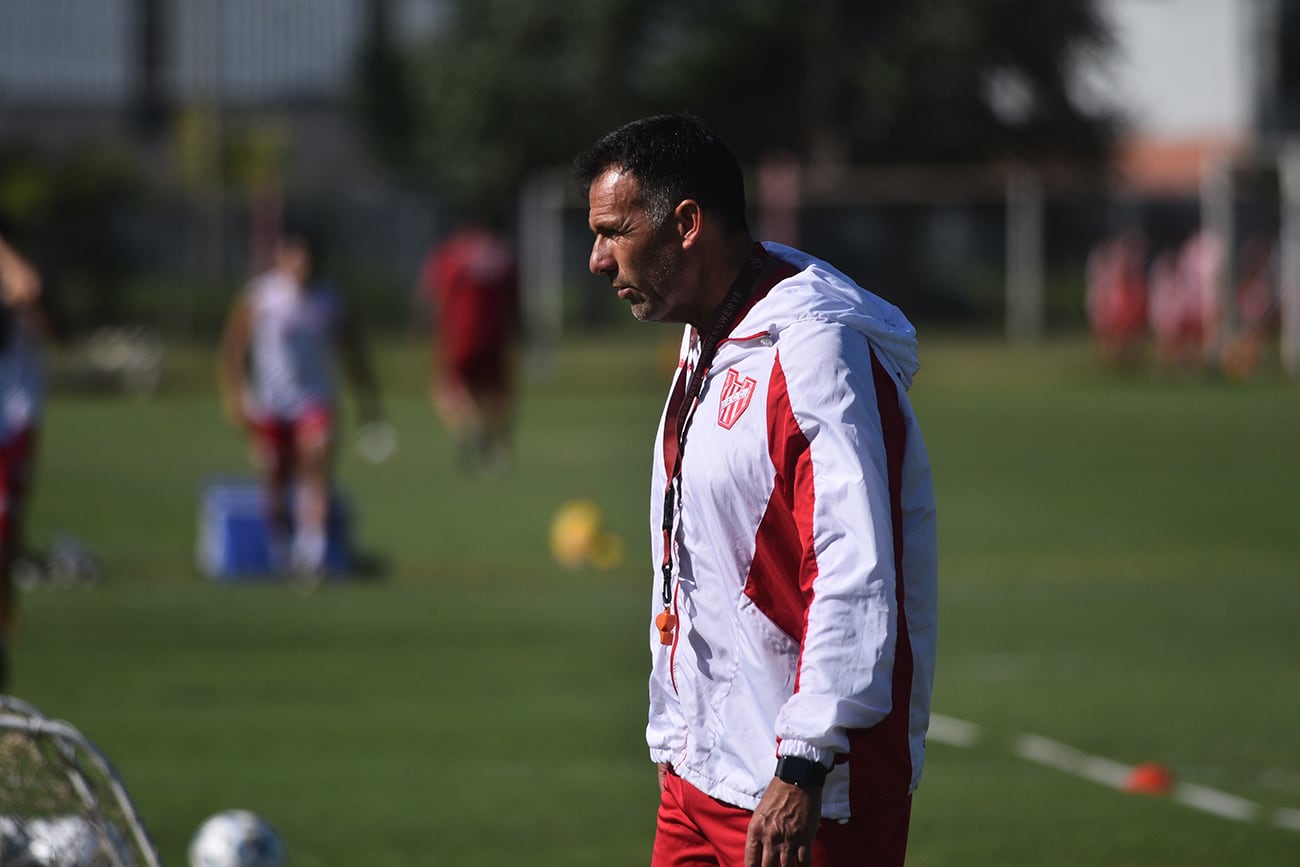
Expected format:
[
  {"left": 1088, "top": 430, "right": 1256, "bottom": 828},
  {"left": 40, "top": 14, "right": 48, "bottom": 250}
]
[
  {"left": 1150, "top": 230, "right": 1223, "bottom": 369},
  {"left": 1086, "top": 230, "right": 1148, "bottom": 365},
  {"left": 576, "top": 115, "right": 937, "bottom": 867},
  {"left": 219, "top": 230, "right": 382, "bottom": 576},
  {"left": 0, "top": 230, "right": 57, "bottom": 689}
]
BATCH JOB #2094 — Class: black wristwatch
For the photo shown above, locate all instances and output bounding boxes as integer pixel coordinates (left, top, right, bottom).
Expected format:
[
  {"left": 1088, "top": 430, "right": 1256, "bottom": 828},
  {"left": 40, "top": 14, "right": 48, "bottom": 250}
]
[{"left": 775, "top": 756, "right": 829, "bottom": 789}]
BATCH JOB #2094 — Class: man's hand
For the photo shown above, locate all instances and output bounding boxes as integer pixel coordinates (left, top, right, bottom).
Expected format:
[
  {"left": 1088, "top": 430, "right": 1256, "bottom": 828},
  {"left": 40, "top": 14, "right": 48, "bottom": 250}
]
[
  {"left": 657, "top": 762, "right": 673, "bottom": 793},
  {"left": 744, "top": 777, "right": 821, "bottom": 867}
]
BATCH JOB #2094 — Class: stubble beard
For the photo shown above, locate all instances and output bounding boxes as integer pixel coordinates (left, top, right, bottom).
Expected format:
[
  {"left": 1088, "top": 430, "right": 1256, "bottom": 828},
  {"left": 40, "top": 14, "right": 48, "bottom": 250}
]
[{"left": 632, "top": 230, "right": 684, "bottom": 324}]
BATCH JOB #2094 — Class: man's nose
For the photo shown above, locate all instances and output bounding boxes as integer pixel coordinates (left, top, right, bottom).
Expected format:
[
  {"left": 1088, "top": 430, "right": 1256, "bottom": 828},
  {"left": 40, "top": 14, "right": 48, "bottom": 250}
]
[{"left": 589, "top": 239, "right": 612, "bottom": 276}]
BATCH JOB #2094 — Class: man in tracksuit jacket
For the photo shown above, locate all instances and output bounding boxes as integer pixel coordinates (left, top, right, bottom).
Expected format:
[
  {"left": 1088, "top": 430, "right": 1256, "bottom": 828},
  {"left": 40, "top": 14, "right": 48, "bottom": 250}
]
[{"left": 575, "top": 114, "right": 938, "bottom": 867}]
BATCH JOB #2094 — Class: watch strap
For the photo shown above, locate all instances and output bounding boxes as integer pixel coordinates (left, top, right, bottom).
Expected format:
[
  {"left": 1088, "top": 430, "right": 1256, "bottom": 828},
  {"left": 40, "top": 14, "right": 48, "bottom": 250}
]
[{"left": 775, "top": 755, "right": 829, "bottom": 789}]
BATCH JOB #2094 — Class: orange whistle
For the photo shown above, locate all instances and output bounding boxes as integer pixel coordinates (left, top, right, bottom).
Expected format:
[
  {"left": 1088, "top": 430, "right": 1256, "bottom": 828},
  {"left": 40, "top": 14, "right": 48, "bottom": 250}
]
[{"left": 655, "top": 610, "right": 677, "bottom": 645}]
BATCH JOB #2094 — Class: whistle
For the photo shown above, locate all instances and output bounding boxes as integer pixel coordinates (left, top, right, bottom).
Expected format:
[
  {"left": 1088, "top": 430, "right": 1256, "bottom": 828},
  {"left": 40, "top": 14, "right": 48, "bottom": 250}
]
[{"left": 655, "top": 610, "right": 677, "bottom": 646}]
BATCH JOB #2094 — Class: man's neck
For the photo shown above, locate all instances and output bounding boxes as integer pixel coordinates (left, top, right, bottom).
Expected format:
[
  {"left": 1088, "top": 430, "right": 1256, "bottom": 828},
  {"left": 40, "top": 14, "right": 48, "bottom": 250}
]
[{"left": 691, "top": 236, "right": 759, "bottom": 333}]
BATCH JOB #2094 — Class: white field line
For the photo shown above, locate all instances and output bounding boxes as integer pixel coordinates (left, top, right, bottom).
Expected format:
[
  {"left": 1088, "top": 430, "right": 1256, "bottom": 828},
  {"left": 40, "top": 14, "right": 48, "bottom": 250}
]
[
  {"left": 1273, "top": 808, "right": 1300, "bottom": 832},
  {"left": 1011, "top": 733, "right": 1132, "bottom": 789},
  {"left": 934, "top": 714, "right": 1297, "bottom": 831},
  {"left": 927, "top": 713, "right": 982, "bottom": 748},
  {"left": 1171, "top": 782, "right": 1260, "bottom": 822}
]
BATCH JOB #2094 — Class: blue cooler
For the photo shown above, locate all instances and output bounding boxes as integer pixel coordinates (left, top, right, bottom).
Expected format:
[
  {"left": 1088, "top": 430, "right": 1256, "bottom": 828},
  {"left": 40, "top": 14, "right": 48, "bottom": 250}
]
[{"left": 197, "top": 480, "right": 351, "bottom": 580}]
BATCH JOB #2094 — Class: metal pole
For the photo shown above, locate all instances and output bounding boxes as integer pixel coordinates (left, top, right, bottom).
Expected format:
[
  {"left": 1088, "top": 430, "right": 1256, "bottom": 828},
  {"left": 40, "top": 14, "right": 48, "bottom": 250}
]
[
  {"left": 210, "top": 0, "right": 226, "bottom": 300},
  {"left": 519, "top": 170, "right": 564, "bottom": 379},
  {"left": 1199, "top": 155, "right": 1234, "bottom": 363},
  {"left": 1006, "top": 166, "right": 1044, "bottom": 344},
  {"left": 1279, "top": 142, "right": 1300, "bottom": 376}
]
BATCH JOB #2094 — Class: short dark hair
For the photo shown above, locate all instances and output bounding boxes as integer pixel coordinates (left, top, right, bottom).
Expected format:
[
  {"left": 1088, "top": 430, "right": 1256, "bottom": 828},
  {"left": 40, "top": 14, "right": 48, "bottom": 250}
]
[
  {"left": 279, "top": 222, "right": 324, "bottom": 267},
  {"left": 572, "top": 113, "right": 749, "bottom": 235}
]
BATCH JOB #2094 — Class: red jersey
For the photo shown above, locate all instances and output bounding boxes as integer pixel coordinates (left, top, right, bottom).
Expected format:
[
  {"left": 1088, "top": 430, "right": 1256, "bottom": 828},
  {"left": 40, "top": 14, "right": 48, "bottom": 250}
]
[{"left": 421, "top": 228, "right": 517, "bottom": 367}]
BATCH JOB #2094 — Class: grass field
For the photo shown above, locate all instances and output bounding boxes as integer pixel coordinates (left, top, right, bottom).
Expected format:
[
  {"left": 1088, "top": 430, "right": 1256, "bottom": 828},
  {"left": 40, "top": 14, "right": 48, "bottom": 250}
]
[{"left": 9, "top": 330, "right": 1300, "bottom": 866}]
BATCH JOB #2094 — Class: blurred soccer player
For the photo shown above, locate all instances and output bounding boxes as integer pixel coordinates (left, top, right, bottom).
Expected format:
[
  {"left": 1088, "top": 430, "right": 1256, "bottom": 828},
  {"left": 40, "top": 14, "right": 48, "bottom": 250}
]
[
  {"left": 218, "top": 229, "right": 382, "bottom": 577},
  {"left": 0, "top": 230, "right": 57, "bottom": 689},
  {"left": 417, "top": 220, "right": 519, "bottom": 476},
  {"left": 1150, "top": 229, "right": 1223, "bottom": 370},
  {"left": 1086, "top": 230, "right": 1148, "bottom": 365}
]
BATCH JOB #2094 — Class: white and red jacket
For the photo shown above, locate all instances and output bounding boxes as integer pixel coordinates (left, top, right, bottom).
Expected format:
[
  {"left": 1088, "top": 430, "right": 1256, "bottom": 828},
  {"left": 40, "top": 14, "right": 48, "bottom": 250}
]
[{"left": 647, "top": 242, "right": 938, "bottom": 820}]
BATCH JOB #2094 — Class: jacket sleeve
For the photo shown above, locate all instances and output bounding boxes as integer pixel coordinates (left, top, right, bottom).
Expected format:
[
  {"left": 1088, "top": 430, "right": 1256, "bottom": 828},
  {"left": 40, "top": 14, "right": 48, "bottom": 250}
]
[{"left": 769, "top": 320, "right": 916, "bottom": 766}]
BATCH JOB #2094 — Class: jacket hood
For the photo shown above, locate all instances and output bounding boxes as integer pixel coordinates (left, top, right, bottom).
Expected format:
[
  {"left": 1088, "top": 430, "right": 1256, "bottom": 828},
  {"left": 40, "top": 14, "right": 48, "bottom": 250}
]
[{"left": 759, "top": 242, "right": 920, "bottom": 390}]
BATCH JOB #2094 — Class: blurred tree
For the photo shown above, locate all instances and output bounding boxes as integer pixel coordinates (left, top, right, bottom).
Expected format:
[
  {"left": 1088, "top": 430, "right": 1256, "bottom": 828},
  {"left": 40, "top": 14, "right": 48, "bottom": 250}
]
[
  {"left": 0, "top": 143, "right": 141, "bottom": 333},
  {"left": 392, "top": 0, "right": 658, "bottom": 213},
  {"left": 131, "top": 0, "right": 171, "bottom": 138},
  {"left": 361, "top": 0, "right": 1118, "bottom": 206},
  {"left": 355, "top": 0, "right": 417, "bottom": 173}
]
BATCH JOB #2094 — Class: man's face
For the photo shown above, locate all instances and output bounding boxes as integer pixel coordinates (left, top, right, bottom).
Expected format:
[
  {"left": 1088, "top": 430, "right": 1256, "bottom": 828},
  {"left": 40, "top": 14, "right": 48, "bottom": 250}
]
[
  {"left": 274, "top": 241, "right": 313, "bottom": 286},
  {"left": 586, "top": 168, "right": 686, "bottom": 323}
]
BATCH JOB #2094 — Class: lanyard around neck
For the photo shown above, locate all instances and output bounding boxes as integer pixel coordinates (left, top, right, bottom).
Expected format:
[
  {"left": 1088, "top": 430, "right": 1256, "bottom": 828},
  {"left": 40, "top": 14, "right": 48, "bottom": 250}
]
[{"left": 658, "top": 247, "right": 770, "bottom": 614}]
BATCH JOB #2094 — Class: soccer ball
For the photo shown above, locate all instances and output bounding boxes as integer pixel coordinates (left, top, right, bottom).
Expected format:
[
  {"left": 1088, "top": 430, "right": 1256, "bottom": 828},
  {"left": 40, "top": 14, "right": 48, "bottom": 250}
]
[
  {"left": 24, "top": 816, "right": 105, "bottom": 865},
  {"left": 549, "top": 499, "right": 623, "bottom": 569},
  {"left": 549, "top": 499, "right": 603, "bottom": 567},
  {"left": 188, "top": 810, "right": 286, "bottom": 867}
]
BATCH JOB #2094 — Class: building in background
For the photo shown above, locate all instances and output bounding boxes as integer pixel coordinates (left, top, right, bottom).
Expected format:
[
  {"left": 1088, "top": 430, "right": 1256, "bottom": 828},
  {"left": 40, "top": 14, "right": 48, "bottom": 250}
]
[
  {"left": 1077, "top": 0, "right": 1300, "bottom": 371},
  {"left": 0, "top": 0, "right": 443, "bottom": 335}
]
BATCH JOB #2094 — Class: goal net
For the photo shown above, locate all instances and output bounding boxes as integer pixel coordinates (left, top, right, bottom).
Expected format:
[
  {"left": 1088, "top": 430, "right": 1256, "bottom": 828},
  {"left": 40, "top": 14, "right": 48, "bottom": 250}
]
[{"left": 0, "top": 696, "right": 163, "bottom": 867}]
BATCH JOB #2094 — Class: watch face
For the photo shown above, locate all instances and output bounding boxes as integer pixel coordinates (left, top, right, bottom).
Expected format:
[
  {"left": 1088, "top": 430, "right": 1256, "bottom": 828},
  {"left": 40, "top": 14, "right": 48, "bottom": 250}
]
[
  {"left": 777, "top": 757, "right": 805, "bottom": 781},
  {"left": 777, "top": 756, "right": 826, "bottom": 787}
]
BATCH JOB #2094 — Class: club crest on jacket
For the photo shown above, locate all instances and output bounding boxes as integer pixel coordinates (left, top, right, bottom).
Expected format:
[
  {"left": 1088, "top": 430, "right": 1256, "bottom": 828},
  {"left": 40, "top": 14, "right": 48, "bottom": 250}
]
[{"left": 717, "top": 368, "right": 757, "bottom": 429}]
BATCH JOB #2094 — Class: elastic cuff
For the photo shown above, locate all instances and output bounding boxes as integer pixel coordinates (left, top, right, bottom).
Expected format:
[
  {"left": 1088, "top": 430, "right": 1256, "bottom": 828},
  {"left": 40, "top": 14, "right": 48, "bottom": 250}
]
[
  {"left": 776, "top": 740, "right": 835, "bottom": 768},
  {"left": 649, "top": 747, "right": 678, "bottom": 764}
]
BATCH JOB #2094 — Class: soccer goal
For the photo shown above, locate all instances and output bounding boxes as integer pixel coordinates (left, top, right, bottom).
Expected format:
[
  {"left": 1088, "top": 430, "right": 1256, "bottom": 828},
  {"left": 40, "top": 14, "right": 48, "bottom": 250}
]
[{"left": 0, "top": 695, "right": 163, "bottom": 867}]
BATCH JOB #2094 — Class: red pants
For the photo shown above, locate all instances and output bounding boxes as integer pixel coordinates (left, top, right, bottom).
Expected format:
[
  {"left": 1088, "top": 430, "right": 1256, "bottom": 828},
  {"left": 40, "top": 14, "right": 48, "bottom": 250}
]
[{"left": 652, "top": 772, "right": 911, "bottom": 867}]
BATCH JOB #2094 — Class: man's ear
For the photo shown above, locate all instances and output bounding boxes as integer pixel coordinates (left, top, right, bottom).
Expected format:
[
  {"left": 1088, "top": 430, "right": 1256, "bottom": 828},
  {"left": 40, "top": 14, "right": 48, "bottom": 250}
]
[{"left": 674, "top": 199, "right": 703, "bottom": 250}]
